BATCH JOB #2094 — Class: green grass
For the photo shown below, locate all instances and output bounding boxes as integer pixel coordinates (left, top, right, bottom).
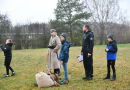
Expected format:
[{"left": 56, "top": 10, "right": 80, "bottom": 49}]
[{"left": 0, "top": 44, "right": 130, "bottom": 90}]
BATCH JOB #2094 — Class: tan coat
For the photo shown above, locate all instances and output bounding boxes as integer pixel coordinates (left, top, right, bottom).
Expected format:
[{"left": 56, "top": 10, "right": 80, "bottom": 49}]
[{"left": 48, "top": 34, "right": 61, "bottom": 70}]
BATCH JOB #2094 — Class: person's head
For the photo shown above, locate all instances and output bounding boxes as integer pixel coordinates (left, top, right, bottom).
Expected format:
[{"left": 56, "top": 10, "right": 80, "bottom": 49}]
[
  {"left": 83, "top": 25, "right": 89, "bottom": 32},
  {"left": 50, "top": 29, "right": 57, "bottom": 36},
  {"left": 107, "top": 34, "right": 113, "bottom": 42},
  {"left": 60, "top": 33, "right": 67, "bottom": 41},
  {"left": 6, "top": 39, "right": 12, "bottom": 44}
]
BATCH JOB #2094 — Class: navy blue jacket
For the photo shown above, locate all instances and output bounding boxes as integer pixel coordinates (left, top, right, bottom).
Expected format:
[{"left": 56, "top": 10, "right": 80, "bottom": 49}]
[
  {"left": 1, "top": 43, "right": 13, "bottom": 57},
  {"left": 106, "top": 40, "right": 118, "bottom": 60},
  {"left": 58, "top": 40, "right": 70, "bottom": 63}
]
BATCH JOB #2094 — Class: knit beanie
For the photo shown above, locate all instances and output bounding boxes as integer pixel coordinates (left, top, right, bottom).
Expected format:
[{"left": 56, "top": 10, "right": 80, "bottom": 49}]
[
  {"left": 107, "top": 34, "right": 113, "bottom": 40},
  {"left": 60, "top": 33, "right": 67, "bottom": 39}
]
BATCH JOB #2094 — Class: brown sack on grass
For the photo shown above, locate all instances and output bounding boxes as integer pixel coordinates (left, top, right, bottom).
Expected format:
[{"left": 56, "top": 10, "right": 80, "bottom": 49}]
[{"left": 35, "top": 72, "right": 54, "bottom": 88}]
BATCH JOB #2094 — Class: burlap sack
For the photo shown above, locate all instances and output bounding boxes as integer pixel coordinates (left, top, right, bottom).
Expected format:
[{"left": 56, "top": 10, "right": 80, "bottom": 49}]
[{"left": 35, "top": 72, "right": 54, "bottom": 88}]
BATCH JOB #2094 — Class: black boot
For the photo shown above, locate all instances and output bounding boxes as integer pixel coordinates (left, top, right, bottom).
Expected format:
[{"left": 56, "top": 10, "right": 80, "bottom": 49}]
[
  {"left": 103, "top": 74, "right": 110, "bottom": 80},
  {"left": 82, "top": 76, "right": 87, "bottom": 79},
  {"left": 54, "top": 69, "right": 57, "bottom": 74},
  {"left": 58, "top": 69, "right": 61, "bottom": 76},
  {"left": 87, "top": 76, "right": 92, "bottom": 80},
  {"left": 110, "top": 73, "right": 116, "bottom": 81}
]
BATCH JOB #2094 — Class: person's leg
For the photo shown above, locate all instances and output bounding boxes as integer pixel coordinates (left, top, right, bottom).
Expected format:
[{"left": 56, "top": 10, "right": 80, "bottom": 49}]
[
  {"left": 83, "top": 53, "right": 88, "bottom": 79},
  {"left": 57, "top": 69, "right": 61, "bottom": 76},
  {"left": 86, "top": 55, "right": 93, "bottom": 80},
  {"left": 4, "top": 65, "right": 10, "bottom": 78},
  {"left": 110, "top": 61, "right": 116, "bottom": 81},
  {"left": 111, "top": 65, "right": 115, "bottom": 74},
  {"left": 103, "top": 60, "right": 110, "bottom": 79},
  {"left": 9, "top": 66, "right": 15, "bottom": 76},
  {"left": 60, "top": 63, "right": 68, "bottom": 84},
  {"left": 63, "top": 63, "right": 68, "bottom": 80},
  {"left": 9, "top": 66, "right": 14, "bottom": 72},
  {"left": 6, "top": 66, "right": 9, "bottom": 75},
  {"left": 54, "top": 69, "right": 57, "bottom": 74}
]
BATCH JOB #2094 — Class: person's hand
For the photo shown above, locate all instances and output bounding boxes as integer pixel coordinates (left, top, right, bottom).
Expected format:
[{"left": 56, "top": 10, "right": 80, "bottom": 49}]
[
  {"left": 88, "top": 53, "right": 91, "bottom": 57},
  {"left": 81, "top": 52, "right": 83, "bottom": 55},
  {"left": 106, "top": 48, "right": 109, "bottom": 52},
  {"left": 60, "top": 61, "right": 63, "bottom": 64}
]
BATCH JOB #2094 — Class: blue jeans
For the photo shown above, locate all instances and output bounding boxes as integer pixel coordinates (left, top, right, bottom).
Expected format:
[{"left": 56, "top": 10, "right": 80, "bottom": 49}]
[{"left": 63, "top": 63, "right": 68, "bottom": 80}]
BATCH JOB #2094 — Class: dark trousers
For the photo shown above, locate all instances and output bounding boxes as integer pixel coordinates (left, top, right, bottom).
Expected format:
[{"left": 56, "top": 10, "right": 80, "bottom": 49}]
[
  {"left": 83, "top": 53, "right": 93, "bottom": 77},
  {"left": 6, "top": 66, "right": 14, "bottom": 75},
  {"left": 107, "top": 60, "right": 116, "bottom": 74},
  {"left": 5, "top": 56, "right": 14, "bottom": 75}
]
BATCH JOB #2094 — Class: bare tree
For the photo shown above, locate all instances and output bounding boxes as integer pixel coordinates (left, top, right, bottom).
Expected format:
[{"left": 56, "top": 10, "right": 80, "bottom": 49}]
[
  {"left": 0, "top": 14, "right": 11, "bottom": 44},
  {"left": 84, "top": 0, "right": 121, "bottom": 45}
]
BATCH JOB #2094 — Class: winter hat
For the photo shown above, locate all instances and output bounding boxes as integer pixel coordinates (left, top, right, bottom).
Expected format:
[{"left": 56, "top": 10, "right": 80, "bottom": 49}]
[
  {"left": 50, "top": 29, "right": 56, "bottom": 33},
  {"left": 61, "top": 33, "right": 67, "bottom": 39},
  {"left": 107, "top": 34, "right": 113, "bottom": 40}
]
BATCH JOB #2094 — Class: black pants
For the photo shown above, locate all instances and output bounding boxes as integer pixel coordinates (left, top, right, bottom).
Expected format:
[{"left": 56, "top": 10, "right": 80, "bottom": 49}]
[
  {"left": 83, "top": 53, "right": 93, "bottom": 77},
  {"left": 6, "top": 66, "right": 14, "bottom": 75},
  {"left": 5, "top": 56, "right": 14, "bottom": 75},
  {"left": 107, "top": 60, "right": 116, "bottom": 74}
]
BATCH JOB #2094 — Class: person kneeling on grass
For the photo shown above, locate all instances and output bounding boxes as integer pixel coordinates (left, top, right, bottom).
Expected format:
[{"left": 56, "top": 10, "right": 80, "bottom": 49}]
[
  {"left": 103, "top": 34, "right": 118, "bottom": 81},
  {"left": 0, "top": 39, "right": 15, "bottom": 78},
  {"left": 58, "top": 33, "right": 70, "bottom": 85}
]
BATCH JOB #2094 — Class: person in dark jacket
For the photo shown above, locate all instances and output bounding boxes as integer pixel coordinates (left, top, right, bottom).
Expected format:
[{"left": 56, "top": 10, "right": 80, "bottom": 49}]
[
  {"left": 0, "top": 39, "right": 15, "bottom": 78},
  {"left": 103, "top": 34, "right": 118, "bottom": 81},
  {"left": 81, "top": 25, "right": 94, "bottom": 80},
  {"left": 58, "top": 33, "right": 70, "bottom": 85}
]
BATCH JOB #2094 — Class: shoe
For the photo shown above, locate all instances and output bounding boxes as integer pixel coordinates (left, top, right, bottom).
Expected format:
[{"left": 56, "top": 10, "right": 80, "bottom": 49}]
[
  {"left": 61, "top": 79, "right": 65, "bottom": 82},
  {"left": 60, "top": 80, "right": 69, "bottom": 85},
  {"left": 103, "top": 74, "right": 110, "bottom": 80},
  {"left": 54, "top": 69, "right": 57, "bottom": 74},
  {"left": 4, "top": 75, "right": 10, "bottom": 78},
  {"left": 58, "top": 69, "right": 61, "bottom": 76},
  {"left": 110, "top": 73, "right": 116, "bottom": 81},
  {"left": 87, "top": 76, "right": 92, "bottom": 80},
  {"left": 11, "top": 72, "right": 15, "bottom": 76},
  {"left": 82, "top": 77, "right": 87, "bottom": 79}
]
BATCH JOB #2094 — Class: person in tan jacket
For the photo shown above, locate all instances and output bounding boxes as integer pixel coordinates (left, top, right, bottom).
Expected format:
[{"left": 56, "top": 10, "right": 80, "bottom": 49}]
[{"left": 48, "top": 29, "right": 61, "bottom": 76}]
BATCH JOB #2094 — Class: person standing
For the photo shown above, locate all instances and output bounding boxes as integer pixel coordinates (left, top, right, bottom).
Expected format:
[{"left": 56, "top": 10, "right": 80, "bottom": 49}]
[
  {"left": 58, "top": 33, "right": 70, "bottom": 85},
  {"left": 0, "top": 39, "right": 15, "bottom": 78},
  {"left": 103, "top": 34, "right": 118, "bottom": 81},
  {"left": 81, "top": 25, "right": 94, "bottom": 80},
  {"left": 48, "top": 29, "right": 61, "bottom": 76}
]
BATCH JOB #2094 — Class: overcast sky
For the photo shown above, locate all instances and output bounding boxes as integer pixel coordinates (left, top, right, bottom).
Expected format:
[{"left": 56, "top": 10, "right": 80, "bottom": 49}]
[{"left": 0, "top": 0, "right": 130, "bottom": 26}]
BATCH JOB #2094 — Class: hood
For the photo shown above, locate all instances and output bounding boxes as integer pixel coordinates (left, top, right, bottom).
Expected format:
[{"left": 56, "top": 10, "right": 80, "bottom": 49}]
[
  {"left": 7, "top": 43, "right": 13, "bottom": 46},
  {"left": 65, "top": 40, "right": 70, "bottom": 48},
  {"left": 113, "top": 40, "right": 116, "bottom": 43},
  {"left": 62, "top": 40, "right": 70, "bottom": 48}
]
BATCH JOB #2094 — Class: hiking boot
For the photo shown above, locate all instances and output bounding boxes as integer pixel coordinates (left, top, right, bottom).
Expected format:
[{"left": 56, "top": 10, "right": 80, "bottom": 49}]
[
  {"left": 110, "top": 73, "right": 116, "bottom": 81},
  {"left": 61, "top": 79, "right": 65, "bottom": 82},
  {"left": 60, "top": 80, "right": 69, "bottom": 85},
  {"left": 82, "top": 77, "right": 87, "bottom": 80},
  {"left": 11, "top": 72, "right": 15, "bottom": 76},
  {"left": 58, "top": 69, "right": 61, "bottom": 76},
  {"left": 103, "top": 74, "right": 110, "bottom": 80},
  {"left": 87, "top": 76, "right": 92, "bottom": 80},
  {"left": 4, "top": 75, "right": 10, "bottom": 78},
  {"left": 54, "top": 69, "right": 57, "bottom": 74}
]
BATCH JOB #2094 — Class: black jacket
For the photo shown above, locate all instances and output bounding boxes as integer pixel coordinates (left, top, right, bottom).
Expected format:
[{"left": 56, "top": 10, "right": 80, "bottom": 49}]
[
  {"left": 106, "top": 40, "right": 118, "bottom": 53},
  {"left": 81, "top": 31, "right": 94, "bottom": 53},
  {"left": 1, "top": 43, "right": 13, "bottom": 57}
]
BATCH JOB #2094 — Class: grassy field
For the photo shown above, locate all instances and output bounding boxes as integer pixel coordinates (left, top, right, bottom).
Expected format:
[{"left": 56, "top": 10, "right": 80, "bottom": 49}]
[{"left": 0, "top": 44, "right": 130, "bottom": 90}]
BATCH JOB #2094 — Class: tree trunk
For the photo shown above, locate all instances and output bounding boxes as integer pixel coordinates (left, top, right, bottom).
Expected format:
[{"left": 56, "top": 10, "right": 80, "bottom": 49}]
[
  {"left": 99, "top": 26, "right": 105, "bottom": 45},
  {"left": 70, "top": 25, "right": 73, "bottom": 44}
]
